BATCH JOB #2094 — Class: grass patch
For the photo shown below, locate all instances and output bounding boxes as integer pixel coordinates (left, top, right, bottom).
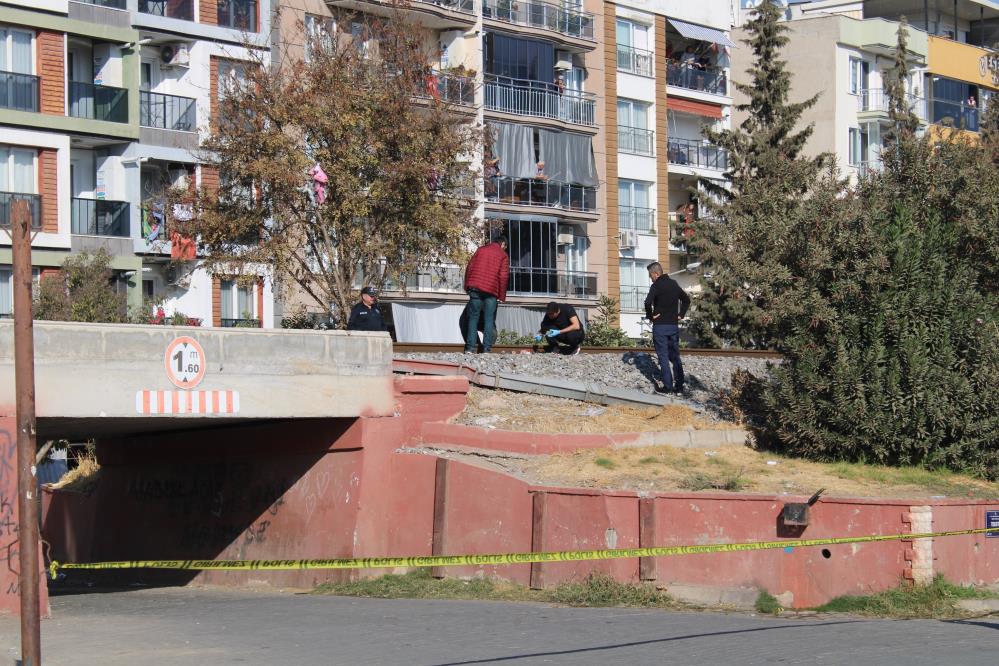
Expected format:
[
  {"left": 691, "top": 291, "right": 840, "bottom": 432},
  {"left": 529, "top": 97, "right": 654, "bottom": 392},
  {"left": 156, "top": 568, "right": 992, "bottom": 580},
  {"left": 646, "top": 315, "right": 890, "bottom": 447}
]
[
  {"left": 755, "top": 591, "right": 782, "bottom": 615},
  {"left": 678, "top": 471, "right": 746, "bottom": 492},
  {"left": 638, "top": 457, "right": 659, "bottom": 465},
  {"left": 814, "top": 576, "right": 999, "bottom": 618},
  {"left": 315, "top": 570, "right": 676, "bottom": 610},
  {"left": 594, "top": 457, "right": 616, "bottom": 470}
]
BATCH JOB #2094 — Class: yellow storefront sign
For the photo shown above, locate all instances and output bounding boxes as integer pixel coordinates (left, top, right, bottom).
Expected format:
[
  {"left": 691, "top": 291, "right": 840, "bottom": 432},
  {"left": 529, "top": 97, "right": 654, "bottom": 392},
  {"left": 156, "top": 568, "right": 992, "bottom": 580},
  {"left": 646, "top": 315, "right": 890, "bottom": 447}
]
[{"left": 929, "top": 36, "right": 999, "bottom": 90}]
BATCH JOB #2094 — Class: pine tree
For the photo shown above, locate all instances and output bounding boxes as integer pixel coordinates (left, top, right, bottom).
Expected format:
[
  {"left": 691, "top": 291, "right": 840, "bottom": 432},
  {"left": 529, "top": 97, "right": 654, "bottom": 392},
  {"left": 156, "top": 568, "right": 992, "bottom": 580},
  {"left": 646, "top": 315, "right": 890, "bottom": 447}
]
[{"left": 689, "top": 0, "right": 828, "bottom": 348}]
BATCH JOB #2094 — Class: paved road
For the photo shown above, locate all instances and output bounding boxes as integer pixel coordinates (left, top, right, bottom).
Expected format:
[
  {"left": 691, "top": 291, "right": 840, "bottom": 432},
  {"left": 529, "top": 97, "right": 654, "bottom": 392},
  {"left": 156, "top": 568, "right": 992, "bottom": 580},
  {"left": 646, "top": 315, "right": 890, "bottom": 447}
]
[{"left": 1, "top": 588, "right": 997, "bottom": 665}]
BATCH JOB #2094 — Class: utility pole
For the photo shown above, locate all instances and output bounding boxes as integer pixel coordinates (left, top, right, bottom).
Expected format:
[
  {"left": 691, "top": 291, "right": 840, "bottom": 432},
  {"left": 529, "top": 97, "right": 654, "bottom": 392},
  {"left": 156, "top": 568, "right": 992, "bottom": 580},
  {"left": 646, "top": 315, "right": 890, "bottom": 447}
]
[{"left": 11, "top": 198, "right": 42, "bottom": 665}]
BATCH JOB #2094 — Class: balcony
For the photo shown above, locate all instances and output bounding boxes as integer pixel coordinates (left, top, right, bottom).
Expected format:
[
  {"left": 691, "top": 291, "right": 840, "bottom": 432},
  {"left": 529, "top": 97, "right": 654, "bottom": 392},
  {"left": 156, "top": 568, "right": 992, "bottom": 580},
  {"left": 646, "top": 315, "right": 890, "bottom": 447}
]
[
  {"left": 618, "top": 126, "right": 654, "bottom": 156},
  {"left": 420, "top": 70, "right": 475, "bottom": 106},
  {"left": 667, "top": 137, "right": 727, "bottom": 171},
  {"left": 138, "top": 0, "right": 194, "bottom": 21},
  {"left": 415, "top": 0, "right": 474, "bottom": 13},
  {"left": 140, "top": 91, "right": 196, "bottom": 131},
  {"left": 620, "top": 286, "right": 646, "bottom": 312},
  {"left": 666, "top": 211, "right": 695, "bottom": 251},
  {"left": 73, "top": 0, "right": 127, "bottom": 8},
  {"left": 0, "top": 192, "right": 42, "bottom": 230},
  {"left": 617, "top": 46, "right": 653, "bottom": 77},
  {"left": 858, "top": 88, "right": 927, "bottom": 121},
  {"left": 385, "top": 265, "right": 464, "bottom": 293},
  {"left": 484, "top": 75, "right": 596, "bottom": 126},
  {"left": 929, "top": 97, "right": 980, "bottom": 132},
  {"left": 486, "top": 176, "right": 596, "bottom": 213},
  {"left": 71, "top": 198, "right": 130, "bottom": 237},
  {"left": 218, "top": 0, "right": 257, "bottom": 31},
  {"left": 0, "top": 71, "right": 39, "bottom": 113},
  {"left": 69, "top": 81, "right": 128, "bottom": 123},
  {"left": 482, "top": 0, "right": 595, "bottom": 41},
  {"left": 508, "top": 266, "right": 597, "bottom": 298},
  {"left": 666, "top": 62, "right": 727, "bottom": 96},
  {"left": 619, "top": 206, "right": 655, "bottom": 233},
  {"left": 221, "top": 318, "right": 261, "bottom": 328}
]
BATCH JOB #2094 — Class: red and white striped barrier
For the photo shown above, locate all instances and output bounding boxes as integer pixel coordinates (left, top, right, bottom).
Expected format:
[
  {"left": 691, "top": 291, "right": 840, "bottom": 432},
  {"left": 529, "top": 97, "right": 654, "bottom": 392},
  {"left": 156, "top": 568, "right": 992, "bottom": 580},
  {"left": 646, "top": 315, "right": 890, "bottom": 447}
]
[{"left": 135, "top": 390, "right": 240, "bottom": 415}]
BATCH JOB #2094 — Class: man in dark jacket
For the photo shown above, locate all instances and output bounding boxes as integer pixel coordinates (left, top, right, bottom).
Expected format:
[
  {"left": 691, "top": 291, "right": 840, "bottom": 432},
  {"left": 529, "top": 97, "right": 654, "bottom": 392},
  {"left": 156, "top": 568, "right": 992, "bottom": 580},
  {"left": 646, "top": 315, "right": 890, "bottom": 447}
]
[
  {"left": 463, "top": 235, "right": 509, "bottom": 353},
  {"left": 644, "top": 262, "right": 690, "bottom": 393},
  {"left": 346, "top": 287, "right": 386, "bottom": 332},
  {"left": 536, "top": 301, "right": 585, "bottom": 355}
]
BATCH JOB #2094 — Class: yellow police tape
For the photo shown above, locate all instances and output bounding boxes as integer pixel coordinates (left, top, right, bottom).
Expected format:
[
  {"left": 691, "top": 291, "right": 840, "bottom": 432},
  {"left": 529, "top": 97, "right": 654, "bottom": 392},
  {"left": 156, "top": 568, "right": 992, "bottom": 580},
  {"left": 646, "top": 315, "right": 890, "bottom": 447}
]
[{"left": 49, "top": 527, "right": 996, "bottom": 580}]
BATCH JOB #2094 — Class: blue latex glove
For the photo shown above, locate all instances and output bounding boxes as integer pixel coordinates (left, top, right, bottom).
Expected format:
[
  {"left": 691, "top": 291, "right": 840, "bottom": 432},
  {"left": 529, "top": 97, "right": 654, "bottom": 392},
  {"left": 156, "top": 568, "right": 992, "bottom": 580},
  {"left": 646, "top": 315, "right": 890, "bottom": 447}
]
[
  {"left": 533, "top": 334, "right": 544, "bottom": 342},
  {"left": 546, "top": 328, "right": 560, "bottom": 338}
]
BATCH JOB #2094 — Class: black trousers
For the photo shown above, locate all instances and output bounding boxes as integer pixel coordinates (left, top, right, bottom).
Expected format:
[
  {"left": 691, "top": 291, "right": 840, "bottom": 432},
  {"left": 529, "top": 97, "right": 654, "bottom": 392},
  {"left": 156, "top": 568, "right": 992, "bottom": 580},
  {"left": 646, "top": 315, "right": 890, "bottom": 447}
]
[{"left": 544, "top": 329, "right": 584, "bottom": 354}]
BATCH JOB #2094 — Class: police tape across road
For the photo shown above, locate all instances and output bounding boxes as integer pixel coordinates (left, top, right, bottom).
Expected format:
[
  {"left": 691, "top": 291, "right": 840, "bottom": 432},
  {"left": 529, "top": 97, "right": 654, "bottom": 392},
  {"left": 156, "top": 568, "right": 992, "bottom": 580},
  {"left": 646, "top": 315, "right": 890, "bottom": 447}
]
[{"left": 48, "top": 527, "right": 996, "bottom": 579}]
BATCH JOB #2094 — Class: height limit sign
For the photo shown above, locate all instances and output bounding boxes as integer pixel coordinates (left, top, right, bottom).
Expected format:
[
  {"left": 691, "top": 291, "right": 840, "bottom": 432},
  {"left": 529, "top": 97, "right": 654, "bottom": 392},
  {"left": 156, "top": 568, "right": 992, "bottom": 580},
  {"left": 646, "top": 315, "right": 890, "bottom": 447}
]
[{"left": 164, "top": 336, "right": 207, "bottom": 389}]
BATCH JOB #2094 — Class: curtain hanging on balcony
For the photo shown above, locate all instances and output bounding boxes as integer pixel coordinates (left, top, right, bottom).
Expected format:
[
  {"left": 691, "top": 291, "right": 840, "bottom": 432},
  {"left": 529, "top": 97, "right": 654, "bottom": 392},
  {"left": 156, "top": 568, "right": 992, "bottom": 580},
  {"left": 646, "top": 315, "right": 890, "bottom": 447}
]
[
  {"left": 538, "top": 130, "right": 598, "bottom": 186},
  {"left": 490, "top": 122, "right": 535, "bottom": 180}
]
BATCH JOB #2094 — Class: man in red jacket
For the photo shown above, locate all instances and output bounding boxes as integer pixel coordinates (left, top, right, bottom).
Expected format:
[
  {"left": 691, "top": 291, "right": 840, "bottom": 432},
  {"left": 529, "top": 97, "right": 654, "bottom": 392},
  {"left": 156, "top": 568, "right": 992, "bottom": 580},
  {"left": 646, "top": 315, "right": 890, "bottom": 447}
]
[{"left": 463, "top": 235, "right": 509, "bottom": 353}]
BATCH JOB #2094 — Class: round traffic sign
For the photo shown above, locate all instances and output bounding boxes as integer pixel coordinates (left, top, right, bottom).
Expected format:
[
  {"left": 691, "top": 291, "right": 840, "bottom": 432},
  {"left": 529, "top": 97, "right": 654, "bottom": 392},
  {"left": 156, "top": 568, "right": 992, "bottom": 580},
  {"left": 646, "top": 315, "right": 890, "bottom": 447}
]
[{"left": 164, "top": 336, "right": 207, "bottom": 389}]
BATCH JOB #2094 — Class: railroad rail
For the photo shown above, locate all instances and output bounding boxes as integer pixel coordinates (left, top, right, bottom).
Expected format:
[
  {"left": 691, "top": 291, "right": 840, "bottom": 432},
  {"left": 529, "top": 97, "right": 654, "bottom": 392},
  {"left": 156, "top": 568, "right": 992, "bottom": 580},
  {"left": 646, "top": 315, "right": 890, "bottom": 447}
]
[{"left": 393, "top": 342, "right": 781, "bottom": 358}]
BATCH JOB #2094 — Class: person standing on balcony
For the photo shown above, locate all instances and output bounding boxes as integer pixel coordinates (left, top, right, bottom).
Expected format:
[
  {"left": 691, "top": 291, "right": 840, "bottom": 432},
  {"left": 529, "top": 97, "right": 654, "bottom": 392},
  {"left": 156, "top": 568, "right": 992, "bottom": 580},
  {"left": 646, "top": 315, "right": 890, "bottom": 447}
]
[
  {"left": 463, "top": 235, "right": 509, "bottom": 353},
  {"left": 535, "top": 301, "right": 584, "bottom": 355},
  {"left": 644, "top": 262, "right": 690, "bottom": 394},
  {"left": 346, "top": 287, "right": 386, "bottom": 332}
]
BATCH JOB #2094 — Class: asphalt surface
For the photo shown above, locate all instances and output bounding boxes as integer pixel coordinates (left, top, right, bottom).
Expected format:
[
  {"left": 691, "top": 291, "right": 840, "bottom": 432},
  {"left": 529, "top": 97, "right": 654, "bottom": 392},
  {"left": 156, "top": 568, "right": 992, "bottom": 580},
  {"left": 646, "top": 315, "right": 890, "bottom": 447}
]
[{"left": 1, "top": 587, "right": 997, "bottom": 665}]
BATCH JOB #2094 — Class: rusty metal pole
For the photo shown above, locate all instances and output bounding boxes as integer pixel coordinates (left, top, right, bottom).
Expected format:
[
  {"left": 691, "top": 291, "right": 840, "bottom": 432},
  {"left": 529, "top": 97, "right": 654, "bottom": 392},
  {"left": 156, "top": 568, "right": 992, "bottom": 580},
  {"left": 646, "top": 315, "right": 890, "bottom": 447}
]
[{"left": 11, "top": 198, "right": 42, "bottom": 665}]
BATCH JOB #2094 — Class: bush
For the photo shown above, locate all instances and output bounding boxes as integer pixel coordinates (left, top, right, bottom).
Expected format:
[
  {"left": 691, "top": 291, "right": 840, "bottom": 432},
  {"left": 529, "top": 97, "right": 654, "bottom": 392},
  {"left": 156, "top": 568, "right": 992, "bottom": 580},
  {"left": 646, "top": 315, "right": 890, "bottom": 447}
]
[
  {"left": 34, "top": 250, "right": 128, "bottom": 323},
  {"left": 585, "top": 295, "right": 635, "bottom": 348},
  {"left": 495, "top": 329, "right": 535, "bottom": 346}
]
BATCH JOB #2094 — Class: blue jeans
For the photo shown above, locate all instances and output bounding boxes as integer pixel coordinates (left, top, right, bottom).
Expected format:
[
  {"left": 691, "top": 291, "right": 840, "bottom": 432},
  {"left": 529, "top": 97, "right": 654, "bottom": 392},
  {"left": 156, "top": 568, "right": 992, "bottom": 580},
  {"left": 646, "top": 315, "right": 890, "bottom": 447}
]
[
  {"left": 465, "top": 289, "right": 497, "bottom": 352},
  {"left": 652, "top": 324, "right": 684, "bottom": 391}
]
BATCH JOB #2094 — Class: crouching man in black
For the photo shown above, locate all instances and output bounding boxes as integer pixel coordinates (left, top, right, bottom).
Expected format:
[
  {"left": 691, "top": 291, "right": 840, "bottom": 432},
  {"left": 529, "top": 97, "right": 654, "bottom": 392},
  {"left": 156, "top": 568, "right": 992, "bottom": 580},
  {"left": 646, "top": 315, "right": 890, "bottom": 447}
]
[{"left": 536, "top": 301, "right": 584, "bottom": 355}]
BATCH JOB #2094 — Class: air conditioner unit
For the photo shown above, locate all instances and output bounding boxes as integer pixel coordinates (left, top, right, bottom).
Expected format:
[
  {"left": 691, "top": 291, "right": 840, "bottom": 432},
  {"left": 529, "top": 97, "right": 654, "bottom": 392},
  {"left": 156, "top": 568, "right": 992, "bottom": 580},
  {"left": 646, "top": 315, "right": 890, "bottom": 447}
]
[
  {"left": 555, "top": 50, "right": 572, "bottom": 71},
  {"left": 618, "top": 229, "right": 638, "bottom": 249},
  {"left": 556, "top": 226, "right": 574, "bottom": 245},
  {"left": 159, "top": 42, "right": 190, "bottom": 68}
]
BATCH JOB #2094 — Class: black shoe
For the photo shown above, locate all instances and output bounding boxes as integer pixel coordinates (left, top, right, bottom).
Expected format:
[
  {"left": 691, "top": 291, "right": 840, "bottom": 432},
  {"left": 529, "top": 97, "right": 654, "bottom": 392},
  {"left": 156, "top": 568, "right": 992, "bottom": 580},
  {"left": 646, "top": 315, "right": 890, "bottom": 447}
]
[
  {"left": 654, "top": 384, "right": 672, "bottom": 394},
  {"left": 674, "top": 383, "right": 685, "bottom": 394}
]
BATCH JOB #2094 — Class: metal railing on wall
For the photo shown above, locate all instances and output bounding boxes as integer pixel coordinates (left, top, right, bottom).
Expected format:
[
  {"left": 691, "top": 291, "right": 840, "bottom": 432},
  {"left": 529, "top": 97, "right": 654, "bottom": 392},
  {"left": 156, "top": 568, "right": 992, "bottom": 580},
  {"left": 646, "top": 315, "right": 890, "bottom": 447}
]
[
  {"left": 70, "top": 198, "right": 130, "bottom": 237},
  {"left": 482, "top": 0, "right": 595, "bottom": 40},
  {"left": 484, "top": 75, "right": 596, "bottom": 126},
  {"left": 140, "top": 91, "right": 196, "bottom": 131}
]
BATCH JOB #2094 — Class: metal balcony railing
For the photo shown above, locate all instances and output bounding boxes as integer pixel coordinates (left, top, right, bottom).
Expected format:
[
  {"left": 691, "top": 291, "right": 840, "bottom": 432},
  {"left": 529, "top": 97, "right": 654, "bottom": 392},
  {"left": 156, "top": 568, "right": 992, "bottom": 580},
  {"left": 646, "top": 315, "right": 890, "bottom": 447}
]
[
  {"left": 929, "top": 97, "right": 980, "bottom": 131},
  {"left": 385, "top": 265, "right": 464, "bottom": 293},
  {"left": 138, "top": 0, "right": 194, "bottom": 20},
  {"left": 666, "top": 62, "right": 727, "bottom": 96},
  {"left": 0, "top": 71, "right": 39, "bottom": 113},
  {"left": 619, "top": 206, "right": 655, "bottom": 233},
  {"left": 858, "top": 88, "right": 927, "bottom": 120},
  {"left": 140, "top": 91, "right": 196, "bottom": 131},
  {"left": 617, "top": 46, "right": 653, "bottom": 77},
  {"left": 485, "top": 74, "right": 596, "bottom": 126},
  {"left": 620, "top": 286, "right": 646, "bottom": 312},
  {"left": 73, "top": 0, "right": 127, "bottom": 8},
  {"left": 482, "top": 0, "right": 595, "bottom": 40},
  {"left": 667, "top": 137, "right": 728, "bottom": 170},
  {"left": 218, "top": 0, "right": 257, "bottom": 31},
  {"left": 221, "top": 318, "right": 261, "bottom": 328},
  {"left": 0, "top": 192, "right": 42, "bottom": 230},
  {"left": 415, "top": 0, "right": 474, "bottom": 14},
  {"left": 420, "top": 70, "right": 475, "bottom": 106},
  {"left": 486, "top": 176, "right": 597, "bottom": 212},
  {"left": 71, "top": 198, "right": 130, "bottom": 237},
  {"left": 508, "top": 266, "right": 597, "bottom": 298},
  {"left": 69, "top": 81, "right": 128, "bottom": 123},
  {"left": 618, "top": 126, "right": 654, "bottom": 155}
]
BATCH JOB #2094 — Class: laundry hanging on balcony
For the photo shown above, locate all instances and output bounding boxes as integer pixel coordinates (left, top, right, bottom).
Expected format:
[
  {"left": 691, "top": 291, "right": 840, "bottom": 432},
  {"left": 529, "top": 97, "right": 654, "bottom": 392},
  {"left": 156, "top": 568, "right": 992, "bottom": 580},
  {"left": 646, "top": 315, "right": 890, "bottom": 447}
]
[
  {"left": 169, "top": 202, "right": 196, "bottom": 261},
  {"left": 309, "top": 163, "right": 329, "bottom": 205},
  {"left": 143, "top": 202, "right": 166, "bottom": 242}
]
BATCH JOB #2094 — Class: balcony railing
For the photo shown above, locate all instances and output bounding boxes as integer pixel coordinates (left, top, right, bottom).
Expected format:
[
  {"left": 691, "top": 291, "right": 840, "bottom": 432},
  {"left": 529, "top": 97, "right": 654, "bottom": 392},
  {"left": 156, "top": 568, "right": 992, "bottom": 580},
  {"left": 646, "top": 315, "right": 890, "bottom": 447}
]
[
  {"left": 486, "top": 176, "right": 597, "bottom": 212},
  {"left": 930, "top": 97, "right": 980, "bottom": 132},
  {"left": 0, "top": 192, "right": 42, "bottom": 230},
  {"left": 858, "top": 88, "right": 927, "bottom": 120},
  {"left": 140, "top": 91, "right": 197, "bottom": 131},
  {"left": 69, "top": 81, "right": 128, "bottom": 123},
  {"left": 619, "top": 206, "right": 655, "bottom": 233},
  {"left": 138, "top": 0, "right": 193, "bottom": 21},
  {"left": 420, "top": 70, "right": 475, "bottom": 106},
  {"left": 666, "top": 62, "right": 727, "bottom": 96},
  {"left": 482, "top": 0, "right": 595, "bottom": 40},
  {"left": 385, "top": 265, "right": 464, "bottom": 293},
  {"left": 71, "top": 198, "right": 130, "bottom": 237},
  {"left": 617, "top": 46, "right": 653, "bottom": 77},
  {"left": 415, "top": 0, "right": 474, "bottom": 14},
  {"left": 667, "top": 137, "right": 728, "bottom": 171},
  {"left": 73, "top": 0, "right": 127, "bottom": 8},
  {"left": 484, "top": 75, "right": 595, "bottom": 126},
  {"left": 221, "top": 318, "right": 261, "bottom": 328},
  {"left": 508, "top": 266, "right": 597, "bottom": 298},
  {"left": 620, "top": 286, "right": 646, "bottom": 312},
  {"left": 0, "top": 71, "right": 39, "bottom": 113},
  {"left": 618, "top": 126, "right": 654, "bottom": 155},
  {"left": 218, "top": 0, "right": 257, "bottom": 31}
]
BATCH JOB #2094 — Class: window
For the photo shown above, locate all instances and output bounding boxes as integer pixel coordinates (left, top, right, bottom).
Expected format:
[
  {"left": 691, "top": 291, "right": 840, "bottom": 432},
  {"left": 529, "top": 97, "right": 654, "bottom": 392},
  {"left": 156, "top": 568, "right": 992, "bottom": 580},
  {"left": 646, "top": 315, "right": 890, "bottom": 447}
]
[
  {"left": 220, "top": 279, "right": 258, "bottom": 326},
  {"left": 0, "top": 27, "right": 34, "bottom": 75},
  {"left": 484, "top": 32, "right": 555, "bottom": 82},
  {"left": 217, "top": 60, "right": 249, "bottom": 100},
  {"left": 565, "top": 231, "right": 587, "bottom": 273},
  {"left": 616, "top": 20, "right": 652, "bottom": 76},
  {"left": 619, "top": 180, "right": 653, "bottom": 232},
  {"left": 848, "top": 126, "right": 869, "bottom": 166},
  {"left": 849, "top": 57, "right": 869, "bottom": 95},
  {"left": 0, "top": 146, "right": 36, "bottom": 193},
  {"left": 494, "top": 218, "right": 559, "bottom": 295},
  {"left": 618, "top": 99, "right": 653, "bottom": 155},
  {"left": 619, "top": 259, "right": 649, "bottom": 312},
  {"left": 0, "top": 266, "right": 40, "bottom": 318},
  {"left": 304, "top": 14, "right": 334, "bottom": 63}
]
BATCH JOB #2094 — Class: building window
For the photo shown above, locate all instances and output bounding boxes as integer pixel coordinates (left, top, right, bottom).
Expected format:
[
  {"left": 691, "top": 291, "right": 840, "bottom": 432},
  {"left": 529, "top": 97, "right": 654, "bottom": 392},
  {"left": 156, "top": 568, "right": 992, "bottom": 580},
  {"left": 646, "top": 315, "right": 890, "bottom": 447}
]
[
  {"left": 848, "top": 126, "right": 869, "bottom": 166},
  {"left": 849, "top": 56, "right": 869, "bottom": 95},
  {"left": 616, "top": 19, "right": 652, "bottom": 76},
  {"left": 619, "top": 180, "right": 653, "bottom": 232},
  {"left": 217, "top": 60, "right": 249, "bottom": 101},
  {"left": 565, "top": 231, "right": 587, "bottom": 273},
  {"left": 0, "top": 266, "right": 40, "bottom": 318},
  {"left": 220, "top": 279, "right": 259, "bottom": 327},
  {"left": 484, "top": 32, "right": 555, "bottom": 82},
  {"left": 0, "top": 145, "right": 36, "bottom": 193},
  {"left": 0, "top": 27, "right": 34, "bottom": 75},
  {"left": 304, "top": 14, "right": 334, "bottom": 63},
  {"left": 619, "top": 259, "right": 649, "bottom": 312},
  {"left": 617, "top": 99, "right": 653, "bottom": 155},
  {"left": 494, "top": 218, "right": 558, "bottom": 295}
]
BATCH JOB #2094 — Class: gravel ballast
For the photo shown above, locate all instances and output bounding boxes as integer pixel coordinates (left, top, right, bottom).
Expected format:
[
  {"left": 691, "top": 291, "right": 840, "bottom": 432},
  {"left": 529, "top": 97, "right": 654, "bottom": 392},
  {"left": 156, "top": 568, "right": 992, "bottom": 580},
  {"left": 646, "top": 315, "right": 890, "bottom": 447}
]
[{"left": 397, "top": 351, "right": 774, "bottom": 416}]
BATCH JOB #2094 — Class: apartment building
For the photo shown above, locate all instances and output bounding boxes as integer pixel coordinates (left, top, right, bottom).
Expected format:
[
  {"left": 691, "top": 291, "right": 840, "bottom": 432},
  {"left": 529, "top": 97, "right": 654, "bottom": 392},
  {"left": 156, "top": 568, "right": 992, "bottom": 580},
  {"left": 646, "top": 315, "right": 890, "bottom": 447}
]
[
  {"left": 731, "top": 0, "right": 998, "bottom": 178},
  {"left": 607, "top": 1, "right": 734, "bottom": 338},
  {"left": 0, "top": 0, "right": 275, "bottom": 327}
]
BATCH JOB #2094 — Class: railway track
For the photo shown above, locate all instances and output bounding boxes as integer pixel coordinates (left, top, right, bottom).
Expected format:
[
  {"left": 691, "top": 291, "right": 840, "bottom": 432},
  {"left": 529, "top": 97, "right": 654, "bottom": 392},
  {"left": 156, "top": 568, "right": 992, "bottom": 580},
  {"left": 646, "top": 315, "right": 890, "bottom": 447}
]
[{"left": 393, "top": 342, "right": 781, "bottom": 358}]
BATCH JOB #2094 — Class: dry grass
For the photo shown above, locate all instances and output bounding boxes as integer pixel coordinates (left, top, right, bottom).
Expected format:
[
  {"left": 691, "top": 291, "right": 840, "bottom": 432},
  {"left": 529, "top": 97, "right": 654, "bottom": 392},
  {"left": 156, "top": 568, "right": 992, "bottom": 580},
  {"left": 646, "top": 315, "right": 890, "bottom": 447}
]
[
  {"left": 520, "top": 445, "right": 999, "bottom": 499},
  {"left": 48, "top": 449, "right": 101, "bottom": 493},
  {"left": 456, "top": 386, "right": 736, "bottom": 434}
]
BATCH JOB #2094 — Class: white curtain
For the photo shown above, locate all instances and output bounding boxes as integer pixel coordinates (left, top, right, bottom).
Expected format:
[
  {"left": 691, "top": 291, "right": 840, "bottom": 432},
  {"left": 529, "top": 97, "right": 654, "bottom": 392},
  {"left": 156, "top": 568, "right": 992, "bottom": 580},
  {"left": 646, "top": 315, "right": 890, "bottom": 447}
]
[
  {"left": 221, "top": 280, "right": 235, "bottom": 319},
  {"left": 12, "top": 30, "right": 33, "bottom": 74},
  {"left": 491, "top": 122, "right": 535, "bottom": 180},
  {"left": 0, "top": 268, "right": 11, "bottom": 316},
  {"left": 10, "top": 149, "right": 34, "bottom": 193},
  {"left": 392, "top": 302, "right": 466, "bottom": 343}
]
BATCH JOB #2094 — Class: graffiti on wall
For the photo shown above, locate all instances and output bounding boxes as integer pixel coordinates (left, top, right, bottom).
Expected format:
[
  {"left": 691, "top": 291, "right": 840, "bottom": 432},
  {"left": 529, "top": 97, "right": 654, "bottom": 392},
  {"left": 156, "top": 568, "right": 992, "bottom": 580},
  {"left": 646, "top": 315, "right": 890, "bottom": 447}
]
[{"left": 0, "top": 425, "right": 19, "bottom": 596}]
